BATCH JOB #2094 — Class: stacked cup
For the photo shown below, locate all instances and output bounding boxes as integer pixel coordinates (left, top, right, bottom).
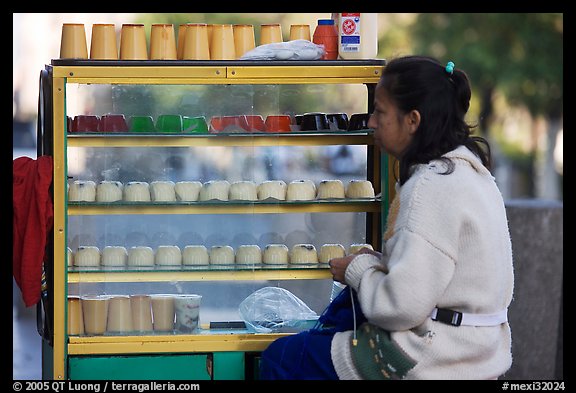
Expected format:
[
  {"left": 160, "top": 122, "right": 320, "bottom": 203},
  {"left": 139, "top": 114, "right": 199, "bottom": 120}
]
[
  {"left": 233, "top": 24, "right": 255, "bottom": 59},
  {"left": 150, "top": 24, "right": 177, "bottom": 60},
  {"left": 90, "top": 24, "right": 118, "bottom": 60},
  {"left": 60, "top": 23, "right": 88, "bottom": 59},
  {"left": 119, "top": 24, "right": 148, "bottom": 60},
  {"left": 289, "top": 24, "right": 311, "bottom": 41},
  {"left": 210, "top": 24, "right": 235, "bottom": 60},
  {"left": 182, "top": 23, "right": 211, "bottom": 60},
  {"left": 260, "top": 23, "right": 283, "bottom": 45}
]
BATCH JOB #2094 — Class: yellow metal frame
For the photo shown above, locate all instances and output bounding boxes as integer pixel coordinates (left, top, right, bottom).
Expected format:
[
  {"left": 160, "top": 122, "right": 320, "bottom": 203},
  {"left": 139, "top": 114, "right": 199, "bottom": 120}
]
[
  {"left": 53, "top": 77, "right": 67, "bottom": 380},
  {"left": 68, "top": 333, "right": 292, "bottom": 355},
  {"left": 67, "top": 134, "right": 373, "bottom": 147},
  {"left": 68, "top": 268, "right": 331, "bottom": 283},
  {"left": 51, "top": 63, "right": 387, "bottom": 378},
  {"left": 53, "top": 65, "right": 382, "bottom": 85},
  {"left": 67, "top": 200, "right": 380, "bottom": 216}
]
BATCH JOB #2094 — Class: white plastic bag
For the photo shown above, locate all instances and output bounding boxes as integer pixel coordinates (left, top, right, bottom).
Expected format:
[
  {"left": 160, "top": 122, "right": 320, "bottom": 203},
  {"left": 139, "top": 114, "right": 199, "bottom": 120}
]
[
  {"left": 238, "top": 287, "right": 319, "bottom": 333},
  {"left": 240, "top": 39, "right": 325, "bottom": 61}
]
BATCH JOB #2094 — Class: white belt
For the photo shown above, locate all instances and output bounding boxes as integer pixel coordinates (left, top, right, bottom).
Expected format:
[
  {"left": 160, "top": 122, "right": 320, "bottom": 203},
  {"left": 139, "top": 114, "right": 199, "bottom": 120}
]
[{"left": 431, "top": 307, "right": 508, "bottom": 327}]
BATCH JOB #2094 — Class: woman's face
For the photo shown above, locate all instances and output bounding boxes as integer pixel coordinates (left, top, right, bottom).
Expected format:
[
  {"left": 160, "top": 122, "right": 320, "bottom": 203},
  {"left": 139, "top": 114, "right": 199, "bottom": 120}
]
[{"left": 368, "top": 87, "right": 418, "bottom": 160}]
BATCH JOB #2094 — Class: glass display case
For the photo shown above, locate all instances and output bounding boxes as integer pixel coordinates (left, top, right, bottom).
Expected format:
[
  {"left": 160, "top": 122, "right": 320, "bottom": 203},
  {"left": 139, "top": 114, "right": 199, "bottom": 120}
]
[{"left": 41, "top": 59, "right": 390, "bottom": 380}]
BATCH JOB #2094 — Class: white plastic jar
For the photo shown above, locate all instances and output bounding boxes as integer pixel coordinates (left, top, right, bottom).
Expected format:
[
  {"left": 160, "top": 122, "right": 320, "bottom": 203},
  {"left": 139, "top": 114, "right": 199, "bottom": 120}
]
[{"left": 335, "top": 13, "right": 378, "bottom": 59}]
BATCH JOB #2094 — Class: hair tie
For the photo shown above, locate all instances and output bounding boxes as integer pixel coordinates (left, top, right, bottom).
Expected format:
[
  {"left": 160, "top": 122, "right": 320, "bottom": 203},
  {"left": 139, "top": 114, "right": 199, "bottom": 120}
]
[{"left": 445, "top": 61, "right": 455, "bottom": 75}]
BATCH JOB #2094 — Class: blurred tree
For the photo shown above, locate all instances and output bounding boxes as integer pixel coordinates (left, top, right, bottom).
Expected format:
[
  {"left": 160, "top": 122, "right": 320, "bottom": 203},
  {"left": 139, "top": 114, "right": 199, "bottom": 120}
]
[{"left": 411, "top": 13, "right": 562, "bottom": 198}]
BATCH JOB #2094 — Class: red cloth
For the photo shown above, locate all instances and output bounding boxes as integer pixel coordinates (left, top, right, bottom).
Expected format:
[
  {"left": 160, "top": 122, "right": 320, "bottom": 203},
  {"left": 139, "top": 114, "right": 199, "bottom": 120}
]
[{"left": 13, "top": 156, "right": 54, "bottom": 307}]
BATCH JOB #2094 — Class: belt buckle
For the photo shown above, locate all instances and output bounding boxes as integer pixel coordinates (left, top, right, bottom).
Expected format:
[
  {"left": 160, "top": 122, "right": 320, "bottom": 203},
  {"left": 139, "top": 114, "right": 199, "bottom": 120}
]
[{"left": 433, "top": 308, "right": 462, "bottom": 326}]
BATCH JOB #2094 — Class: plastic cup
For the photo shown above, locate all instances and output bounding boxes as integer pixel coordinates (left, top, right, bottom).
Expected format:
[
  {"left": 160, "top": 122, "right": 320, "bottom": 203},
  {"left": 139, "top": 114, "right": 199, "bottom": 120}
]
[
  {"left": 182, "top": 23, "right": 210, "bottom": 60},
  {"left": 68, "top": 296, "right": 84, "bottom": 335},
  {"left": 71, "top": 115, "right": 100, "bottom": 132},
  {"left": 60, "top": 23, "right": 88, "bottom": 59},
  {"left": 130, "top": 295, "right": 153, "bottom": 332},
  {"left": 182, "top": 116, "right": 209, "bottom": 133},
  {"left": 245, "top": 115, "right": 266, "bottom": 132},
  {"left": 156, "top": 114, "right": 183, "bottom": 133},
  {"left": 119, "top": 24, "right": 148, "bottom": 60},
  {"left": 99, "top": 114, "right": 128, "bottom": 132},
  {"left": 210, "top": 24, "right": 236, "bottom": 60},
  {"left": 81, "top": 295, "right": 110, "bottom": 335},
  {"left": 289, "top": 24, "right": 311, "bottom": 41},
  {"left": 107, "top": 295, "right": 133, "bottom": 333},
  {"left": 207, "top": 24, "right": 214, "bottom": 46},
  {"left": 348, "top": 113, "right": 371, "bottom": 131},
  {"left": 260, "top": 24, "right": 283, "bottom": 45},
  {"left": 326, "top": 113, "right": 349, "bottom": 131},
  {"left": 265, "top": 115, "right": 292, "bottom": 133},
  {"left": 220, "top": 115, "right": 249, "bottom": 133},
  {"left": 151, "top": 294, "right": 175, "bottom": 332},
  {"left": 233, "top": 24, "right": 255, "bottom": 59},
  {"left": 90, "top": 23, "right": 118, "bottom": 60},
  {"left": 209, "top": 116, "right": 224, "bottom": 133},
  {"left": 174, "top": 294, "right": 202, "bottom": 333},
  {"left": 129, "top": 116, "right": 156, "bottom": 132},
  {"left": 177, "top": 24, "right": 188, "bottom": 60},
  {"left": 300, "top": 112, "right": 330, "bottom": 131},
  {"left": 150, "top": 24, "right": 177, "bottom": 60}
]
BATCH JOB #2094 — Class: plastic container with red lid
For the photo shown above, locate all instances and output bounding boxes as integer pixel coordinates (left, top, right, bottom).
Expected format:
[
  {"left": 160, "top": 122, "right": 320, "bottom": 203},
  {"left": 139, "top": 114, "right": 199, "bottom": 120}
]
[{"left": 312, "top": 19, "right": 338, "bottom": 60}]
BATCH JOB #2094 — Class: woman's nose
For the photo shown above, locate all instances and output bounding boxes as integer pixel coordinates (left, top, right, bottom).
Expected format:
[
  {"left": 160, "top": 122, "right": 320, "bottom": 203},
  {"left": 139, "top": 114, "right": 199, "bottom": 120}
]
[{"left": 367, "top": 113, "right": 376, "bottom": 129}]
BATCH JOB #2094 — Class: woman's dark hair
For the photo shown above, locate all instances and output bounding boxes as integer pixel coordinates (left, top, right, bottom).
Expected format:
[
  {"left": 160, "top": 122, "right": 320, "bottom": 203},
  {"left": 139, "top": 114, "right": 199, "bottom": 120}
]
[{"left": 379, "top": 55, "right": 491, "bottom": 185}]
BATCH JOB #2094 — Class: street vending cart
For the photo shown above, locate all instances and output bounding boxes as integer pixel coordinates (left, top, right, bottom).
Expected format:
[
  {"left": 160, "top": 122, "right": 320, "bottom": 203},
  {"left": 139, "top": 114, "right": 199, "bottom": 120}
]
[{"left": 37, "top": 58, "right": 392, "bottom": 380}]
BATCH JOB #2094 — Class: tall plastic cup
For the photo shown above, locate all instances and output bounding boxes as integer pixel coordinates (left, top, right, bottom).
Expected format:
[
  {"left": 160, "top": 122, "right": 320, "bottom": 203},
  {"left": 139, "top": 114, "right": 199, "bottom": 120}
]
[
  {"left": 150, "top": 24, "right": 177, "bottom": 60},
  {"left": 90, "top": 23, "right": 118, "bottom": 60},
  {"left": 119, "top": 24, "right": 148, "bottom": 60},
  {"left": 260, "top": 23, "right": 283, "bottom": 45},
  {"left": 210, "top": 24, "right": 235, "bottom": 60},
  {"left": 182, "top": 23, "right": 210, "bottom": 60},
  {"left": 233, "top": 24, "right": 255, "bottom": 59},
  {"left": 60, "top": 23, "right": 88, "bottom": 59}
]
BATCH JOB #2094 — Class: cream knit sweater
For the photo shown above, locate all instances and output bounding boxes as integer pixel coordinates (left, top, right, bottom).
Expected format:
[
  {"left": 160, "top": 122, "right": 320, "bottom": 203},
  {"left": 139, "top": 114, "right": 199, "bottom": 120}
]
[{"left": 331, "top": 146, "right": 514, "bottom": 380}]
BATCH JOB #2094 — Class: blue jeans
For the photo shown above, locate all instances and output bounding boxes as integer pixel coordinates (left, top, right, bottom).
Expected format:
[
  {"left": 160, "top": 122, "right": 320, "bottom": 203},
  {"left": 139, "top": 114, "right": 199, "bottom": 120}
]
[{"left": 259, "top": 286, "right": 366, "bottom": 380}]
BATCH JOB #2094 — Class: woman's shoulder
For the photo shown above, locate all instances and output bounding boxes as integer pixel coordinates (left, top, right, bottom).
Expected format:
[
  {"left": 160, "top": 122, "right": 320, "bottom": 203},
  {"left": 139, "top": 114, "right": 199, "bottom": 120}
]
[{"left": 401, "top": 148, "right": 485, "bottom": 206}]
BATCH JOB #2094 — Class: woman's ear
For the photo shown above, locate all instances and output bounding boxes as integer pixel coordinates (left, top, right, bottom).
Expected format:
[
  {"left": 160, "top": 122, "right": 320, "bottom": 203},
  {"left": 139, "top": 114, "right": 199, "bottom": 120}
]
[{"left": 406, "top": 110, "right": 421, "bottom": 134}]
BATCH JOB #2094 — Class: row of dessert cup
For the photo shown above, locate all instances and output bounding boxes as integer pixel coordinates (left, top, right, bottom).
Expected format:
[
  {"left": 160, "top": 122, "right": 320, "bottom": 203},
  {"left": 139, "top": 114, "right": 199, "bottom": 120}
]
[
  {"left": 68, "top": 179, "right": 376, "bottom": 203},
  {"left": 67, "top": 293, "right": 202, "bottom": 336},
  {"left": 68, "top": 243, "right": 374, "bottom": 269},
  {"left": 61, "top": 22, "right": 308, "bottom": 60},
  {"left": 67, "top": 113, "right": 370, "bottom": 133}
]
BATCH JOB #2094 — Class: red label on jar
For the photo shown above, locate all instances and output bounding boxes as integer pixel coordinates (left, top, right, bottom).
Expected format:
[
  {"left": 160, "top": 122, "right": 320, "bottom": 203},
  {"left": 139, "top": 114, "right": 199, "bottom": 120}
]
[{"left": 342, "top": 19, "right": 356, "bottom": 35}]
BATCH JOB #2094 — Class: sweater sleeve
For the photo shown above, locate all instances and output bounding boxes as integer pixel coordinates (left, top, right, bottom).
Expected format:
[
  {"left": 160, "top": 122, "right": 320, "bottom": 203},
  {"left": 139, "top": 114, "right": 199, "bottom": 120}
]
[
  {"left": 346, "top": 230, "right": 455, "bottom": 331},
  {"left": 345, "top": 165, "right": 458, "bottom": 331}
]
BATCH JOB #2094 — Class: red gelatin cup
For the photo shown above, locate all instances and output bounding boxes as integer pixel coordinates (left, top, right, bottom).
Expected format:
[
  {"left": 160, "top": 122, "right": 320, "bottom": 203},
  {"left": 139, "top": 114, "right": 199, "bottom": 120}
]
[{"left": 71, "top": 115, "right": 100, "bottom": 132}]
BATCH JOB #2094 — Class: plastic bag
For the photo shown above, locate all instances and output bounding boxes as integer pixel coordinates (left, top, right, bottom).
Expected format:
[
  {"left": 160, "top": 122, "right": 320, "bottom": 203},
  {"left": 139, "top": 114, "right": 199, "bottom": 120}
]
[
  {"left": 240, "top": 39, "right": 325, "bottom": 61},
  {"left": 238, "top": 287, "right": 319, "bottom": 333}
]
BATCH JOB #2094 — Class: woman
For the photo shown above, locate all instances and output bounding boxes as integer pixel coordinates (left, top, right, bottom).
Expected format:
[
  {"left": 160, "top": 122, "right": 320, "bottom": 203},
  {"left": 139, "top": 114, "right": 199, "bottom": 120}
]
[{"left": 260, "top": 55, "right": 514, "bottom": 380}]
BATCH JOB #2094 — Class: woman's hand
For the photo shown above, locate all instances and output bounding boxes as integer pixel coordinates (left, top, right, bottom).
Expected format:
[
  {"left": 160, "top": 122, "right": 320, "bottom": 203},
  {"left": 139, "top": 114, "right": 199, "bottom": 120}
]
[
  {"left": 356, "top": 247, "right": 382, "bottom": 258},
  {"left": 329, "top": 254, "right": 356, "bottom": 284},
  {"left": 329, "top": 247, "right": 384, "bottom": 283}
]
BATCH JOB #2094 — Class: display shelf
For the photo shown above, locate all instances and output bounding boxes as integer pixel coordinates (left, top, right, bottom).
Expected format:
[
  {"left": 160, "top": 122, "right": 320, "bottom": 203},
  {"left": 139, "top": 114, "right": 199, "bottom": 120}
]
[
  {"left": 67, "top": 267, "right": 331, "bottom": 283},
  {"left": 51, "top": 59, "right": 385, "bottom": 86},
  {"left": 67, "top": 198, "right": 381, "bottom": 215},
  {"left": 44, "top": 59, "right": 387, "bottom": 380},
  {"left": 68, "top": 332, "right": 292, "bottom": 355},
  {"left": 66, "top": 131, "right": 374, "bottom": 147}
]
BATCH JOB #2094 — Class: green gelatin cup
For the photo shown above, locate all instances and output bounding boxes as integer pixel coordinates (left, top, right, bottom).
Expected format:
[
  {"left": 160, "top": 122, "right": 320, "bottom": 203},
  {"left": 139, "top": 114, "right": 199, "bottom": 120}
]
[
  {"left": 183, "top": 116, "right": 209, "bottom": 134},
  {"left": 129, "top": 116, "right": 156, "bottom": 132},
  {"left": 156, "top": 114, "right": 183, "bottom": 133}
]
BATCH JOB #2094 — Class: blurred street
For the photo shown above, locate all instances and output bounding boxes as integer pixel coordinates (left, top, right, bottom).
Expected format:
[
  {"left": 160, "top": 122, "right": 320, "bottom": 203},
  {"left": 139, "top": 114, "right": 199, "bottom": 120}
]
[{"left": 13, "top": 281, "right": 42, "bottom": 380}]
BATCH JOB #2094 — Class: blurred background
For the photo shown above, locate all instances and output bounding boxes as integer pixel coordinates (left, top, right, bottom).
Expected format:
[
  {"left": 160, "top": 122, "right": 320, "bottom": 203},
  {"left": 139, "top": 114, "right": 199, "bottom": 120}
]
[{"left": 13, "top": 13, "right": 563, "bottom": 380}]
